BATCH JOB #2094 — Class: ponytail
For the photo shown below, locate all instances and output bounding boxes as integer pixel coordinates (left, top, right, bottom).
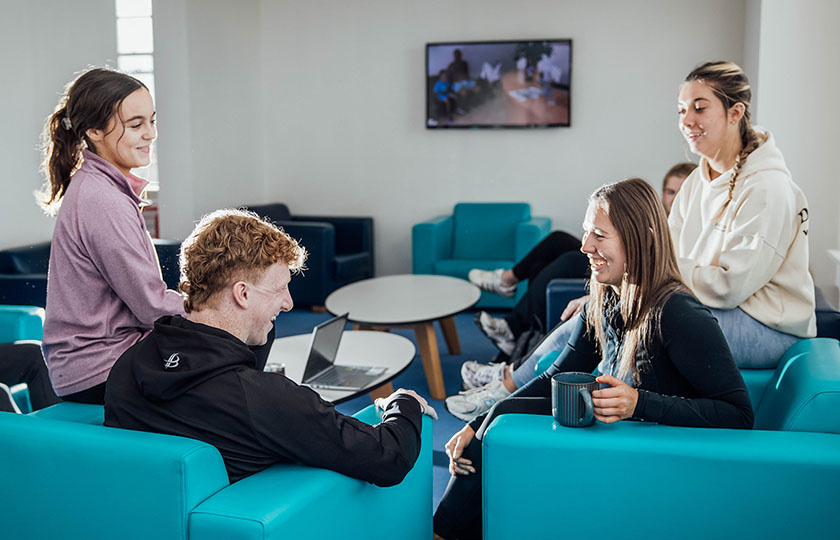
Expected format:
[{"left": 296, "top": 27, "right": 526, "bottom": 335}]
[{"left": 36, "top": 68, "right": 146, "bottom": 215}]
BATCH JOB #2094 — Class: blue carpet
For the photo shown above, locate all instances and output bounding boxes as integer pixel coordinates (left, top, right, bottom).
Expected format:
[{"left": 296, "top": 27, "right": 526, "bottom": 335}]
[{"left": 275, "top": 308, "right": 504, "bottom": 511}]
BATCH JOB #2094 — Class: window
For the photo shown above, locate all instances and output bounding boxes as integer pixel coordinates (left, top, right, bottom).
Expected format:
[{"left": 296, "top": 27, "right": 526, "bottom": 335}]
[{"left": 116, "top": 0, "right": 159, "bottom": 235}]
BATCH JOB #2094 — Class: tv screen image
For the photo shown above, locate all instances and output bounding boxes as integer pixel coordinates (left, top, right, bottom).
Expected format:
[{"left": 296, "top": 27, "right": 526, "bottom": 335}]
[{"left": 426, "top": 39, "right": 572, "bottom": 129}]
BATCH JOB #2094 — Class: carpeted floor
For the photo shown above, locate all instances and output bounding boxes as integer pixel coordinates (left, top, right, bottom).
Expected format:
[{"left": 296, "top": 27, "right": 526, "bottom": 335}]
[{"left": 274, "top": 307, "right": 504, "bottom": 510}]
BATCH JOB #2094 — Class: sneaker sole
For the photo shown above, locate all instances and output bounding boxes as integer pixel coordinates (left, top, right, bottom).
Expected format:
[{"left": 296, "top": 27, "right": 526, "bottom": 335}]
[{"left": 444, "top": 399, "right": 482, "bottom": 422}]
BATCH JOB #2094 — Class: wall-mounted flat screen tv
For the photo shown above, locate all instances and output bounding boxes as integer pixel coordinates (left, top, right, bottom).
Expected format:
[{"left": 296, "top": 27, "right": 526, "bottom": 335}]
[{"left": 426, "top": 39, "right": 572, "bottom": 129}]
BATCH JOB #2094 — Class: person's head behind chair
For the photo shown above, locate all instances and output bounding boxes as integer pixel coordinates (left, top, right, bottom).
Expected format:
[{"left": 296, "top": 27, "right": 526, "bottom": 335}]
[
  {"left": 661, "top": 162, "right": 696, "bottom": 215},
  {"left": 179, "top": 209, "right": 307, "bottom": 345}
]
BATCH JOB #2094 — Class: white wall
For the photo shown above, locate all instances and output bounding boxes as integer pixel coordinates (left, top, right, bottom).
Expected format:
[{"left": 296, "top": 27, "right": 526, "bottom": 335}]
[
  {"left": 755, "top": 0, "right": 840, "bottom": 291},
  {"left": 153, "top": 0, "right": 265, "bottom": 239},
  {"left": 0, "top": 0, "right": 116, "bottom": 249},
  {"left": 257, "top": 0, "right": 747, "bottom": 275}
]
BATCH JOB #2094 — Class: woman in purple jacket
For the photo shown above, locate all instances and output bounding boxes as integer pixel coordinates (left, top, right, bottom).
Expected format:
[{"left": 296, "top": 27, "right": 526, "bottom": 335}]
[{"left": 37, "top": 68, "right": 185, "bottom": 404}]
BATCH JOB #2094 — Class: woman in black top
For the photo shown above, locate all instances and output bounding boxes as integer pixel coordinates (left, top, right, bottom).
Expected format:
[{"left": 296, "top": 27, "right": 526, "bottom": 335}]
[{"left": 433, "top": 178, "right": 754, "bottom": 540}]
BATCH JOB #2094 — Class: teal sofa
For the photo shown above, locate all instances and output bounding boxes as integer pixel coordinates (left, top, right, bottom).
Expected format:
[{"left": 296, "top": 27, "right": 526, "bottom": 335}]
[
  {"left": 0, "top": 402, "right": 432, "bottom": 539},
  {"left": 412, "top": 203, "right": 550, "bottom": 309},
  {"left": 483, "top": 338, "right": 840, "bottom": 539}
]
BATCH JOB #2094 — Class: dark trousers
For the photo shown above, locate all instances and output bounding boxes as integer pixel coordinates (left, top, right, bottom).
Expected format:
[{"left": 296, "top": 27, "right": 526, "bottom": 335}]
[
  {"left": 0, "top": 342, "right": 61, "bottom": 412},
  {"left": 507, "top": 231, "right": 588, "bottom": 337},
  {"left": 434, "top": 398, "right": 550, "bottom": 540},
  {"left": 64, "top": 322, "right": 277, "bottom": 406}
]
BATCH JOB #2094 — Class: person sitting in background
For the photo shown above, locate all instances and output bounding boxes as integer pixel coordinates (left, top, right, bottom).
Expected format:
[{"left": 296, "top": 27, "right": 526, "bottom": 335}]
[
  {"left": 105, "top": 209, "right": 433, "bottom": 485},
  {"left": 434, "top": 178, "right": 753, "bottom": 540},
  {"left": 457, "top": 163, "right": 696, "bottom": 414}
]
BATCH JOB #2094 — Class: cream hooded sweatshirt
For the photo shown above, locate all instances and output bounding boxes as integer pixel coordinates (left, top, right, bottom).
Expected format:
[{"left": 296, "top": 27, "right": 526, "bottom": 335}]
[{"left": 669, "top": 128, "right": 816, "bottom": 338}]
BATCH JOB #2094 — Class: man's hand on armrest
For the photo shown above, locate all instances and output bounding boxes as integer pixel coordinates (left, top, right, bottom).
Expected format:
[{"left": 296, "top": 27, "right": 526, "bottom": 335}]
[{"left": 375, "top": 388, "right": 438, "bottom": 420}]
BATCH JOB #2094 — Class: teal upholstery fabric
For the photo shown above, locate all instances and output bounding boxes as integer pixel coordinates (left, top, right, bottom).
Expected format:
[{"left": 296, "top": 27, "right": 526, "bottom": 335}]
[
  {"left": 1, "top": 404, "right": 432, "bottom": 540},
  {"left": 482, "top": 337, "right": 840, "bottom": 540},
  {"left": 30, "top": 401, "right": 104, "bottom": 424},
  {"left": 451, "top": 203, "right": 531, "bottom": 260},
  {"left": 412, "top": 203, "right": 550, "bottom": 308},
  {"left": 0, "top": 411, "right": 230, "bottom": 540},
  {"left": 0, "top": 304, "right": 44, "bottom": 342},
  {"left": 191, "top": 410, "right": 433, "bottom": 540},
  {"left": 483, "top": 415, "right": 840, "bottom": 540},
  {"left": 754, "top": 338, "right": 840, "bottom": 433}
]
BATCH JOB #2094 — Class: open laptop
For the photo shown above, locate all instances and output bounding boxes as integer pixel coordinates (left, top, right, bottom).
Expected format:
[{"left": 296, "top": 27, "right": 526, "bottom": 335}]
[{"left": 302, "top": 313, "right": 387, "bottom": 390}]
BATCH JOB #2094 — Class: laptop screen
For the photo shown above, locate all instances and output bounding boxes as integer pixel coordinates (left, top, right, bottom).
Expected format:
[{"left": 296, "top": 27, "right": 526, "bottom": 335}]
[{"left": 302, "top": 313, "right": 348, "bottom": 381}]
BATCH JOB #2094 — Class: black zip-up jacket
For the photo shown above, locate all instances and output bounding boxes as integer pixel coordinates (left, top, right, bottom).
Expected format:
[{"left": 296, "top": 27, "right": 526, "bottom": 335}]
[{"left": 105, "top": 315, "right": 423, "bottom": 486}]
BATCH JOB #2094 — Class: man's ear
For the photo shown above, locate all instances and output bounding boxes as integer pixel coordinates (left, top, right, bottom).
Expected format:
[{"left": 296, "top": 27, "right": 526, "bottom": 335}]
[{"left": 231, "top": 281, "right": 249, "bottom": 309}]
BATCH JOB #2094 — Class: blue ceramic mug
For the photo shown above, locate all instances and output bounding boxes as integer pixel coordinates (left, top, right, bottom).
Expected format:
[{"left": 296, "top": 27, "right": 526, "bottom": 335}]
[{"left": 551, "top": 372, "right": 598, "bottom": 427}]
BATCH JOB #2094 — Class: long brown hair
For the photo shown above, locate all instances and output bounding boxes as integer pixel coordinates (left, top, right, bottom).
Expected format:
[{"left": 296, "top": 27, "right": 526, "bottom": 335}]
[
  {"left": 37, "top": 68, "right": 146, "bottom": 215},
  {"left": 585, "top": 178, "right": 686, "bottom": 384},
  {"left": 683, "top": 61, "right": 762, "bottom": 219}
]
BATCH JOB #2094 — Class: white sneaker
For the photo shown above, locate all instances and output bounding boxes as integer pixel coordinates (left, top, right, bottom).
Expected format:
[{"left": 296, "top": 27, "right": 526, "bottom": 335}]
[
  {"left": 461, "top": 360, "right": 507, "bottom": 390},
  {"left": 468, "top": 269, "right": 516, "bottom": 298},
  {"left": 477, "top": 311, "right": 514, "bottom": 341},
  {"left": 475, "top": 311, "right": 516, "bottom": 356},
  {"left": 444, "top": 380, "right": 511, "bottom": 421}
]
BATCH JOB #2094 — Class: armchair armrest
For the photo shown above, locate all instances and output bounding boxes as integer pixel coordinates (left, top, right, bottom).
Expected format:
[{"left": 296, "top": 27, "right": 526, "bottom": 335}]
[
  {"left": 483, "top": 414, "right": 840, "bottom": 540},
  {"left": 189, "top": 405, "right": 433, "bottom": 540},
  {"left": 294, "top": 215, "right": 373, "bottom": 259},
  {"left": 546, "top": 278, "right": 588, "bottom": 329},
  {"left": 412, "top": 215, "right": 453, "bottom": 274},
  {"left": 0, "top": 304, "right": 45, "bottom": 342},
  {"left": 514, "top": 217, "right": 551, "bottom": 262}
]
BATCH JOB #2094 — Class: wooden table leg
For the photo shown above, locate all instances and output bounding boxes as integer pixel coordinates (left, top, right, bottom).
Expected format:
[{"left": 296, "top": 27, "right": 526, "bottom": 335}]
[
  {"left": 354, "top": 324, "right": 389, "bottom": 332},
  {"left": 439, "top": 316, "right": 461, "bottom": 355},
  {"left": 415, "top": 322, "right": 446, "bottom": 400},
  {"left": 368, "top": 382, "right": 394, "bottom": 401}
]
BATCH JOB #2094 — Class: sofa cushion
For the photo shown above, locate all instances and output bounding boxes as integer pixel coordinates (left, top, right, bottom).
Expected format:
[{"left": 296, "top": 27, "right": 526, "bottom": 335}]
[
  {"left": 452, "top": 203, "right": 530, "bottom": 260},
  {"left": 754, "top": 338, "right": 840, "bottom": 433},
  {"left": 334, "top": 252, "right": 372, "bottom": 281}
]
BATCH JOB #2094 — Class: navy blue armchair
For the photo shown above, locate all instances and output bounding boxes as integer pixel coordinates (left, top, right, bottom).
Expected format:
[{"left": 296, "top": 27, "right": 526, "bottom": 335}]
[
  {"left": 244, "top": 203, "right": 374, "bottom": 306},
  {"left": 0, "top": 239, "right": 183, "bottom": 308}
]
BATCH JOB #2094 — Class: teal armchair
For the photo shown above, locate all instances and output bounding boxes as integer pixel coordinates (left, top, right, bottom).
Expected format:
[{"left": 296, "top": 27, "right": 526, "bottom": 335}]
[
  {"left": 484, "top": 338, "right": 840, "bottom": 540},
  {"left": 412, "top": 203, "right": 550, "bottom": 308},
  {"left": 1, "top": 403, "right": 432, "bottom": 540}
]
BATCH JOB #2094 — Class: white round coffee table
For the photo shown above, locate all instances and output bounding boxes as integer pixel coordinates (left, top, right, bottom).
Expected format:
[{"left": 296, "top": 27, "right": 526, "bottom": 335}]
[
  {"left": 325, "top": 274, "right": 480, "bottom": 400},
  {"left": 265, "top": 330, "right": 415, "bottom": 404}
]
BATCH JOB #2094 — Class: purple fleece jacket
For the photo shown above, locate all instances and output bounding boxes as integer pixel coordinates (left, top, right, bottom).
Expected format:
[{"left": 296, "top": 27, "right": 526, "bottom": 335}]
[{"left": 42, "top": 150, "right": 185, "bottom": 396}]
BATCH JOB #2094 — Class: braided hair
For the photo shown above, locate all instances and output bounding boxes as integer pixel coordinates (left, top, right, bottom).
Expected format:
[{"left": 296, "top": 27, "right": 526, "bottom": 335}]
[{"left": 684, "top": 61, "right": 762, "bottom": 220}]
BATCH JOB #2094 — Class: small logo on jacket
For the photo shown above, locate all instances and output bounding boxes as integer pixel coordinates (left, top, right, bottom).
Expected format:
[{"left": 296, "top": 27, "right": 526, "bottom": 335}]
[{"left": 164, "top": 353, "right": 180, "bottom": 369}]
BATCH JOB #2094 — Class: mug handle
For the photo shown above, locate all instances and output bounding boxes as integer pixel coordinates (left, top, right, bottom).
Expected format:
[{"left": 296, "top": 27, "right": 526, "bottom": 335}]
[{"left": 578, "top": 387, "right": 594, "bottom": 426}]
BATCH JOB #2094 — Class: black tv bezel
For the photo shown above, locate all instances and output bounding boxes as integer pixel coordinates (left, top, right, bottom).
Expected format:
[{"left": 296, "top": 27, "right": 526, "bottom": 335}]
[{"left": 425, "top": 38, "right": 573, "bottom": 130}]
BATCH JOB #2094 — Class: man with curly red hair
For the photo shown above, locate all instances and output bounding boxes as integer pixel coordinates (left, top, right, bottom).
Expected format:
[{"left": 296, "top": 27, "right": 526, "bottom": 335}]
[{"left": 105, "top": 209, "right": 430, "bottom": 486}]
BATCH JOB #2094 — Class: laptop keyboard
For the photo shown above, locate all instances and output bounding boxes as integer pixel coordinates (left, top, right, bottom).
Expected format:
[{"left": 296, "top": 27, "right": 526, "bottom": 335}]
[{"left": 312, "top": 366, "right": 383, "bottom": 388}]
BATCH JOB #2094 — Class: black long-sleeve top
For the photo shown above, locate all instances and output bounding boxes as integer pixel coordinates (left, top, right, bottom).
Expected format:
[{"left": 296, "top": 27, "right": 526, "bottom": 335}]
[
  {"left": 105, "top": 316, "right": 422, "bottom": 486},
  {"left": 470, "top": 292, "right": 754, "bottom": 431}
]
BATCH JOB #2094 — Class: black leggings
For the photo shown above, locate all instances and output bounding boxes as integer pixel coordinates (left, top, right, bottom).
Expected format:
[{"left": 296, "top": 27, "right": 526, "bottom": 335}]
[
  {"left": 0, "top": 342, "right": 62, "bottom": 411},
  {"left": 434, "top": 397, "right": 550, "bottom": 540},
  {"left": 507, "top": 231, "right": 588, "bottom": 337},
  {"left": 62, "top": 322, "right": 277, "bottom": 406}
]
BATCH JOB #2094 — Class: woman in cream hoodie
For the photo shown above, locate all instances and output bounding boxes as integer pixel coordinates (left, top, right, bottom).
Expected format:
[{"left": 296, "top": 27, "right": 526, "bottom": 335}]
[{"left": 671, "top": 61, "right": 815, "bottom": 368}]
